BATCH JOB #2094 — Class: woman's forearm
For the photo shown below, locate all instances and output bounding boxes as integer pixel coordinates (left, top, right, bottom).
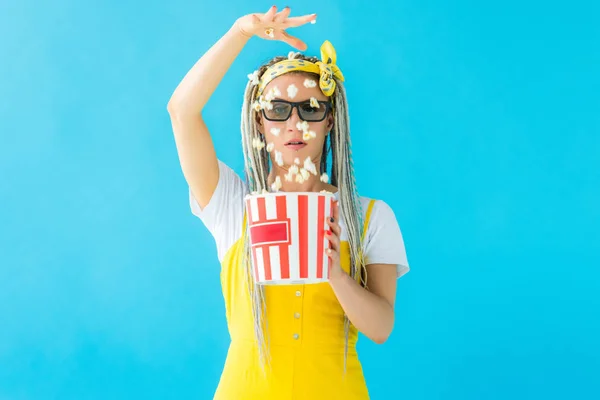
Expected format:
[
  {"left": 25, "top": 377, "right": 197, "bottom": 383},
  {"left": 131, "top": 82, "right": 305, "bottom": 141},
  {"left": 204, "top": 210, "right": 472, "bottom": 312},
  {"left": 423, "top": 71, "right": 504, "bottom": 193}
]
[
  {"left": 329, "top": 273, "right": 394, "bottom": 344},
  {"left": 167, "top": 21, "right": 251, "bottom": 114}
]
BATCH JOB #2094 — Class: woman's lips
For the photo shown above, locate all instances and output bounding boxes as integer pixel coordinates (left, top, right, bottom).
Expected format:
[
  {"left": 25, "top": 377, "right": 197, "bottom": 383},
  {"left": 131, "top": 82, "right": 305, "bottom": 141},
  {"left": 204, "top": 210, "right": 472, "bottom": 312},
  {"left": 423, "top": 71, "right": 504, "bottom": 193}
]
[{"left": 285, "top": 143, "right": 307, "bottom": 151}]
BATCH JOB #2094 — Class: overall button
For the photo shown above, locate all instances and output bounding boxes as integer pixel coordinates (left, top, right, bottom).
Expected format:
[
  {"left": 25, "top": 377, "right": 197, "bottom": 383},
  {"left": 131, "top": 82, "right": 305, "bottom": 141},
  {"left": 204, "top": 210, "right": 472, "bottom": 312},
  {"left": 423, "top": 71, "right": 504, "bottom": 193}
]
[
  {"left": 294, "top": 312, "right": 301, "bottom": 319},
  {"left": 293, "top": 333, "right": 300, "bottom": 340},
  {"left": 295, "top": 290, "right": 302, "bottom": 297}
]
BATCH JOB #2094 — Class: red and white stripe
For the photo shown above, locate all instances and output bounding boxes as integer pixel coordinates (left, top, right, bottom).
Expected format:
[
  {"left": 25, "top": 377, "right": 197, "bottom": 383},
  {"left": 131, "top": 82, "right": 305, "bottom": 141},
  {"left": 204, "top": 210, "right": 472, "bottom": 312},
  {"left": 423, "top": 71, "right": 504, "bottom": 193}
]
[{"left": 245, "top": 193, "right": 333, "bottom": 284}]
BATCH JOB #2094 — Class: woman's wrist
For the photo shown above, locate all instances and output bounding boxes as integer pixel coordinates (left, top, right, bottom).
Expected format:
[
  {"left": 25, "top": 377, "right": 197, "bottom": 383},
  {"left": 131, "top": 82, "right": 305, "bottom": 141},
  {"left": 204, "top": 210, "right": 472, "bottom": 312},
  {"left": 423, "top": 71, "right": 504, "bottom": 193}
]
[{"left": 234, "top": 18, "right": 253, "bottom": 39}]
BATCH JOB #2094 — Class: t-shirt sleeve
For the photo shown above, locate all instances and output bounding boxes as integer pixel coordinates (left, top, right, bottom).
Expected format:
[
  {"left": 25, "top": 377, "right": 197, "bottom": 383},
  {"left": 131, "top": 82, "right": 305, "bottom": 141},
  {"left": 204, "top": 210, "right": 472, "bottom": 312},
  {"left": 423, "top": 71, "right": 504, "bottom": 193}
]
[
  {"left": 363, "top": 200, "right": 410, "bottom": 278},
  {"left": 189, "top": 160, "right": 247, "bottom": 262}
]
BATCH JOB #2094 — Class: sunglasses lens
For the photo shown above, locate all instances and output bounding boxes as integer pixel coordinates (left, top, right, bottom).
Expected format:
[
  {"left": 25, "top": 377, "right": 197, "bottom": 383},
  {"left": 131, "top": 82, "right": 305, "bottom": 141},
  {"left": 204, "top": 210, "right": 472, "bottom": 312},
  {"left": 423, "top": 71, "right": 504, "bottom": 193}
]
[
  {"left": 299, "top": 102, "right": 328, "bottom": 121},
  {"left": 264, "top": 103, "right": 291, "bottom": 121}
]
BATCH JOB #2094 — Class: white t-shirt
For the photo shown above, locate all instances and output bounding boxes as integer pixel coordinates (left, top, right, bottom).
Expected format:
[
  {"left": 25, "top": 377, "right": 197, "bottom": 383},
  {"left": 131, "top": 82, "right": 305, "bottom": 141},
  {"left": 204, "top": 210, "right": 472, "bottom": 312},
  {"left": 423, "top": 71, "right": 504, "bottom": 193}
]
[{"left": 189, "top": 160, "right": 410, "bottom": 278}]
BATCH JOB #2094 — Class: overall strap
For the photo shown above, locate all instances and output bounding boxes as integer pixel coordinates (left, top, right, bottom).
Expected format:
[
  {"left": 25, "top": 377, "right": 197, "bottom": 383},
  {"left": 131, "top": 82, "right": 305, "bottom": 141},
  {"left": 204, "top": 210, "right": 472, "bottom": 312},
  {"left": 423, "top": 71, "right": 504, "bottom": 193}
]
[{"left": 361, "top": 199, "right": 377, "bottom": 243}]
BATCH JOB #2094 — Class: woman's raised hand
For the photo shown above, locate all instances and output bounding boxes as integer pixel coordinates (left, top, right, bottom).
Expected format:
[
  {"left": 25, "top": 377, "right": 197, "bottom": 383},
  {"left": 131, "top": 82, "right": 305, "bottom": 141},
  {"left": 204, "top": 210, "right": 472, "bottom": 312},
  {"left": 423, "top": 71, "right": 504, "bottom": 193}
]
[{"left": 235, "top": 6, "right": 317, "bottom": 51}]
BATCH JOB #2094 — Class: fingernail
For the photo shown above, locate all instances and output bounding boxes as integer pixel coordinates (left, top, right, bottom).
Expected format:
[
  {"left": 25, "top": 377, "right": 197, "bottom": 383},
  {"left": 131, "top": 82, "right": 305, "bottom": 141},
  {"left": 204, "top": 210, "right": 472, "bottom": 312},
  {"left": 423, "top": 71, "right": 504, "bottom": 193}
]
[
  {"left": 330, "top": 217, "right": 334, "bottom": 223},
  {"left": 326, "top": 230, "right": 331, "bottom": 235}
]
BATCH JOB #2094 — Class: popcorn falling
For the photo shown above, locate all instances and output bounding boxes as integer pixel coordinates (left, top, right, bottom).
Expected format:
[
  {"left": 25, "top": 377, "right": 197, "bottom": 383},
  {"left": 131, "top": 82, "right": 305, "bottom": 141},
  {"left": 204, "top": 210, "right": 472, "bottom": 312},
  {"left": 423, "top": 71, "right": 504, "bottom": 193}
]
[
  {"left": 303, "top": 130, "right": 316, "bottom": 141},
  {"left": 311, "top": 19, "right": 317, "bottom": 24},
  {"left": 303, "top": 157, "right": 317, "bottom": 175},
  {"left": 288, "top": 51, "right": 297, "bottom": 60},
  {"left": 310, "top": 97, "right": 319, "bottom": 108},
  {"left": 258, "top": 95, "right": 273, "bottom": 110},
  {"left": 294, "top": 157, "right": 300, "bottom": 165},
  {"left": 287, "top": 84, "right": 298, "bottom": 99},
  {"left": 285, "top": 164, "right": 300, "bottom": 182},
  {"left": 271, "top": 176, "right": 282, "bottom": 192},
  {"left": 265, "top": 28, "right": 275, "bottom": 38},
  {"left": 252, "top": 101, "right": 262, "bottom": 112},
  {"left": 304, "top": 79, "right": 317, "bottom": 88},
  {"left": 265, "top": 86, "right": 281, "bottom": 101},
  {"left": 275, "top": 150, "right": 284, "bottom": 166},
  {"left": 266, "top": 142, "right": 275, "bottom": 152},
  {"left": 248, "top": 70, "right": 259, "bottom": 85},
  {"left": 252, "top": 137, "right": 265, "bottom": 150},
  {"left": 300, "top": 167, "right": 310, "bottom": 181},
  {"left": 320, "top": 172, "right": 329, "bottom": 183},
  {"left": 295, "top": 172, "right": 305, "bottom": 183},
  {"left": 270, "top": 127, "right": 280, "bottom": 136},
  {"left": 296, "top": 121, "right": 309, "bottom": 132}
]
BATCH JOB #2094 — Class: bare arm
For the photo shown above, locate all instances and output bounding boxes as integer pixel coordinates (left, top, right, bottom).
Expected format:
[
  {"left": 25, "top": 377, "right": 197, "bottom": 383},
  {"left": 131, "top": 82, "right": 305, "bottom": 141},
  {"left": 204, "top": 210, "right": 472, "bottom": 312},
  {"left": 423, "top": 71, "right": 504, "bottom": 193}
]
[
  {"left": 167, "top": 24, "right": 250, "bottom": 209},
  {"left": 329, "top": 263, "right": 398, "bottom": 344},
  {"left": 166, "top": 7, "right": 315, "bottom": 209},
  {"left": 326, "top": 201, "right": 399, "bottom": 344}
]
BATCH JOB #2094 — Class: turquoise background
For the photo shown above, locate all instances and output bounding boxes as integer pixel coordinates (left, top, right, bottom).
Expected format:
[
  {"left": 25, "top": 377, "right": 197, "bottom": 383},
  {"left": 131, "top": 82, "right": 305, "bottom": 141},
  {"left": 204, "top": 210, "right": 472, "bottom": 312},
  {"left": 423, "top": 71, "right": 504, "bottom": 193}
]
[{"left": 1, "top": 0, "right": 598, "bottom": 398}]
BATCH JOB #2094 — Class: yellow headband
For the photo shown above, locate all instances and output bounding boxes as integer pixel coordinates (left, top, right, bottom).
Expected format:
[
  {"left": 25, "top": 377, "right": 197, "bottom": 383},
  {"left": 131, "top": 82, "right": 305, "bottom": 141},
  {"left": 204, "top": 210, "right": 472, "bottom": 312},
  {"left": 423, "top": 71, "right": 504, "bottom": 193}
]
[{"left": 255, "top": 40, "right": 345, "bottom": 99}]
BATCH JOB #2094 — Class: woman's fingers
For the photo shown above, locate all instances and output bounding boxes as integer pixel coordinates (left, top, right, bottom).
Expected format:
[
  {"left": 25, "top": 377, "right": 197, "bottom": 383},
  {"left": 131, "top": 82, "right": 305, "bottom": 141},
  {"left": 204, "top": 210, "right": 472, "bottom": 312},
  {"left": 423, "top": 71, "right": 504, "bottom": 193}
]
[
  {"left": 273, "top": 6, "right": 291, "bottom": 23},
  {"left": 278, "top": 31, "right": 307, "bottom": 51},
  {"left": 262, "top": 5, "right": 278, "bottom": 22},
  {"left": 326, "top": 247, "right": 339, "bottom": 266},
  {"left": 326, "top": 220, "right": 341, "bottom": 251},
  {"left": 284, "top": 14, "right": 317, "bottom": 28},
  {"left": 333, "top": 200, "right": 339, "bottom": 224}
]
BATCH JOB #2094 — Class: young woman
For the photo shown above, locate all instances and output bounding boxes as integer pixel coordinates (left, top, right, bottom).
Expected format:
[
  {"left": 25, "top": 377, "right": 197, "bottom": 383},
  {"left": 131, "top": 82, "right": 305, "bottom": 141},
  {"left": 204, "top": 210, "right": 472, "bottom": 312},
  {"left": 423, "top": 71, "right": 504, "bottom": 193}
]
[{"left": 167, "top": 6, "right": 410, "bottom": 399}]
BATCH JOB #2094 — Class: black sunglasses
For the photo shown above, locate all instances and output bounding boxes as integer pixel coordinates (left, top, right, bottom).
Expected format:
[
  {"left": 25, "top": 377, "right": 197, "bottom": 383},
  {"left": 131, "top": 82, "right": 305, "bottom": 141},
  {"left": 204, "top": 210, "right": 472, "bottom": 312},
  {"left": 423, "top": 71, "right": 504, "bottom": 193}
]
[{"left": 261, "top": 99, "right": 331, "bottom": 122}]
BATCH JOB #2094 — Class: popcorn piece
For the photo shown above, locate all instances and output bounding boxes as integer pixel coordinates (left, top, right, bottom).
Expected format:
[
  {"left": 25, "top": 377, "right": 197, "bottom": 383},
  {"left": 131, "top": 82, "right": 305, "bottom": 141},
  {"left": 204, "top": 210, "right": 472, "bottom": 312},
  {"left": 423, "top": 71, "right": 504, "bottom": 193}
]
[
  {"left": 296, "top": 120, "right": 309, "bottom": 132},
  {"left": 262, "top": 188, "right": 269, "bottom": 194},
  {"left": 258, "top": 95, "right": 273, "bottom": 110},
  {"left": 320, "top": 190, "right": 334, "bottom": 194},
  {"left": 275, "top": 150, "right": 284, "bottom": 166},
  {"left": 287, "top": 83, "right": 298, "bottom": 99},
  {"left": 294, "top": 157, "right": 300, "bottom": 165},
  {"left": 252, "top": 101, "right": 262, "bottom": 112},
  {"left": 252, "top": 137, "right": 265, "bottom": 150},
  {"left": 295, "top": 173, "right": 305, "bottom": 183},
  {"left": 265, "top": 28, "right": 275, "bottom": 38},
  {"left": 289, "top": 165, "right": 299, "bottom": 175},
  {"left": 266, "top": 142, "right": 275, "bottom": 152},
  {"left": 273, "top": 86, "right": 281, "bottom": 97},
  {"left": 300, "top": 167, "right": 310, "bottom": 180},
  {"left": 288, "top": 51, "right": 296, "bottom": 60},
  {"left": 247, "top": 70, "right": 259, "bottom": 85},
  {"left": 304, "top": 78, "right": 317, "bottom": 88},
  {"left": 320, "top": 172, "right": 329, "bottom": 183},
  {"left": 270, "top": 127, "right": 281, "bottom": 136},
  {"left": 284, "top": 171, "right": 293, "bottom": 182},
  {"left": 310, "top": 97, "right": 320, "bottom": 108},
  {"left": 271, "top": 176, "right": 282, "bottom": 192},
  {"left": 311, "top": 19, "right": 317, "bottom": 24},
  {"left": 303, "top": 157, "right": 317, "bottom": 175},
  {"left": 303, "top": 130, "right": 317, "bottom": 141}
]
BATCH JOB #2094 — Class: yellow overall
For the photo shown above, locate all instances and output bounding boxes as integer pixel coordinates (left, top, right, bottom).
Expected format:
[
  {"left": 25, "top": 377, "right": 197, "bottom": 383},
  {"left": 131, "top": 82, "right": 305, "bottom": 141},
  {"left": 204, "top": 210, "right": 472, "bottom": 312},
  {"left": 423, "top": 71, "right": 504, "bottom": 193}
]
[{"left": 213, "top": 199, "right": 377, "bottom": 400}]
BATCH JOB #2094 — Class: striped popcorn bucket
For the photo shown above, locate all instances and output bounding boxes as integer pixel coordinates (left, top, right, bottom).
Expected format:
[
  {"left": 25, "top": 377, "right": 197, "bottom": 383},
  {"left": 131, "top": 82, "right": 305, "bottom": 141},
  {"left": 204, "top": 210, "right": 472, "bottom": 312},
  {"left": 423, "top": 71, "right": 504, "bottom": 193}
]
[{"left": 244, "top": 192, "right": 335, "bottom": 285}]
